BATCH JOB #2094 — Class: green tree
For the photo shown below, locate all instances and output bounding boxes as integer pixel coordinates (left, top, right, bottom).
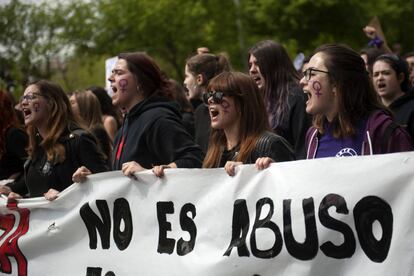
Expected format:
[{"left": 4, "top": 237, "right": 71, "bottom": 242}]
[
  {"left": 0, "top": 0, "right": 71, "bottom": 84},
  {"left": 51, "top": 55, "right": 107, "bottom": 92},
  {"left": 68, "top": 0, "right": 243, "bottom": 80},
  {"left": 2, "top": 0, "right": 414, "bottom": 90},
  {"left": 241, "top": 0, "right": 414, "bottom": 55}
]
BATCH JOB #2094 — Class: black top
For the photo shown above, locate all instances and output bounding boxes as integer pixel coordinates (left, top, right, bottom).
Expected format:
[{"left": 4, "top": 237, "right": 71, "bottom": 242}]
[
  {"left": 0, "top": 127, "right": 28, "bottom": 180},
  {"left": 181, "top": 111, "right": 195, "bottom": 138},
  {"left": 219, "top": 146, "right": 240, "bottom": 167},
  {"left": 190, "top": 98, "right": 203, "bottom": 110},
  {"left": 194, "top": 104, "right": 211, "bottom": 154},
  {"left": 389, "top": 91, "right": 414, "bottom": 140},
  {"left": 91, "top": 125, "right": 112, "bottom": 166},
  {"left": 112, "top": 96, "right": 204, "bottom": 170},
  {"left": 218, "top": 131, "right": 295, "bottom": 167},
  {"left": 271, "top": 86, "right": 311, "bottom": 160},
  {"left": 8, "top": 128, "right": 109, "bottom": 197}
]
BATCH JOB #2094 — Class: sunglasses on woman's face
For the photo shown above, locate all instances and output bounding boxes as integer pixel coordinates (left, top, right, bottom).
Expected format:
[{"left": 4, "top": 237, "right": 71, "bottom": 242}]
[{"left": 202, "top": 91, "right": 226, "bottom": 105}]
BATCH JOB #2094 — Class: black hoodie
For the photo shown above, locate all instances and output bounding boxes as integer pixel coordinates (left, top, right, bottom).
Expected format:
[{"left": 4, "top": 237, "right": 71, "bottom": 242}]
[
  {"left": 389, "top": 91, "right": 414, "bottom": 139},
  {"left": 112, "top": 96, "right": 204, "bottom": 170}
]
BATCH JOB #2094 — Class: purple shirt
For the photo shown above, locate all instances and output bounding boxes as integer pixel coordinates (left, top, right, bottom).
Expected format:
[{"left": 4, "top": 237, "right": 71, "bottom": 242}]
[{"left": 315, "top": 120, "right": 366, "bottom": 158}]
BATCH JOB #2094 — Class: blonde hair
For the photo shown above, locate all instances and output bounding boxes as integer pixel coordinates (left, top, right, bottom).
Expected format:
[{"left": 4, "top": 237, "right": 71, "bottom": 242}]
[{"left": 72, "top": 90, "right": 103, "bottom": 129}]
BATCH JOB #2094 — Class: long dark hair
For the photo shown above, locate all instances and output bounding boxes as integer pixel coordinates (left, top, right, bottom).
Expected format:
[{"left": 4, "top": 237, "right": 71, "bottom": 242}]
[
  {"left": 118, "top": 52, "right": 173, "bottom": 100},
  {"left": 203, "top": 72, "right": 269, "bottom": 168},
  {"left": 313, "top": 44, "right": 387, "bottom": 137},
  {"left": 248, "top": 40, "right": 300, "bottom": 129}
]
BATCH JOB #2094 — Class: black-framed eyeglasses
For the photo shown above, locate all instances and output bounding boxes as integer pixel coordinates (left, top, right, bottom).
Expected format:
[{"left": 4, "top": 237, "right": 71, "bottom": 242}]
[
  {"left": 19, "top": 93, "right": 43, "bottom": 104},
  {"left": 302, "top": 68, "right": 329, "bottom": 81},
  {"left": 202, "top": 91, "right": 226, "bottom": 105}
]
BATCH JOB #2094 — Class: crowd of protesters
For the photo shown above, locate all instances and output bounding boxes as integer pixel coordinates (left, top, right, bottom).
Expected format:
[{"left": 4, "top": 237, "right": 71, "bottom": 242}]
[{"left": 1, "top": 29, "right": 414, "bottom": 200}]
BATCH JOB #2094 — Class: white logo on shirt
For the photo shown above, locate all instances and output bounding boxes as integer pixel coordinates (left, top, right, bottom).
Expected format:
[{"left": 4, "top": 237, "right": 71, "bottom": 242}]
[{"left": 336, "top": 148, "right": 358, "bottom": 157}]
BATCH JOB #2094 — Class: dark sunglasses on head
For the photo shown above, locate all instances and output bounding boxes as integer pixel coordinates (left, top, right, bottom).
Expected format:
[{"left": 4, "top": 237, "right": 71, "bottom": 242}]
[{"left": 202, "top": 91, "right": 226, "bottom": 105}]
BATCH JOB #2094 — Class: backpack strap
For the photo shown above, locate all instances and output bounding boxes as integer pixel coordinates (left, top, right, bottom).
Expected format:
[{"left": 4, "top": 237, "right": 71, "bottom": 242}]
[{"left": 380, "top": 122, "right": 399, "bottom": 153}]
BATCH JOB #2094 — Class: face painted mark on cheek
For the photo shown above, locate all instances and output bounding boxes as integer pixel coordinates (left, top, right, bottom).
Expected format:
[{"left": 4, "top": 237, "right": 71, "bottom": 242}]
[
  {"left": 221, "top": 100, "right": 230, "bottom": 113},
  {"left": 312, "top": 81, "right": 322, "bottom": 98},
  {"left": 119, "top": 79, "right": 128, "bottom": 93},
  {"left": 33, "top": 102, "right": 40, "bottom": 112}
]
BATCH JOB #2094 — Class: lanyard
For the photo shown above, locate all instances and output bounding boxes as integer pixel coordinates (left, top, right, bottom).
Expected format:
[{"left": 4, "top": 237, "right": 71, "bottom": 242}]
[{"left": 113, "top": 114, "right": 129, "bottom": 170}]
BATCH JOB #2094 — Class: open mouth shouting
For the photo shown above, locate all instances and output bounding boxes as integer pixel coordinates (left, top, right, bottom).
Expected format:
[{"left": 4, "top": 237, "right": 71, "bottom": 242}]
[
  {"left": 21, "top": 103, "right": 42, "bottom": 125},
  {"left": 251, "top": 74, "right": 263, "bottom": 88},
  {"left": 304, "top": 90, "right": 312, "bottom": 105},
  {"left": 22, "top": 107, "right": 32, "bottom": 120},
  {"left": 209, "top": 106, "right": 220, "bottom": 121}
]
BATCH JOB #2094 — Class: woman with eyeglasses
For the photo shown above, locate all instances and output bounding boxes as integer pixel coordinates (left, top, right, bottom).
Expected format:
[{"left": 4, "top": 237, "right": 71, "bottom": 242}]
[
  {"left": 0, "top": 80, "right": 109, "bottom": 200},
  {"left": 372, "top": 54, "right": 414, "bottom": 140},
  {"left": 248, "top": 40, "right": 311, "bottom": 159},
  {"left": 301, "top": 44, "right": 413, "bottom": 159},
  {"left": 202, "top": 71, "right": 294, "bottom": 176}
]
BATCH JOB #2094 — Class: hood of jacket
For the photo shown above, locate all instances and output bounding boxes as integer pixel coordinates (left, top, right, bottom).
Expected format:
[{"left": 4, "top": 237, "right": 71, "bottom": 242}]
[
  {"left": 127, "top": 95, "right": 182, "bottom": 120},
  {"left": 389, "top": 90, "right": 414, "bottom": 110}
]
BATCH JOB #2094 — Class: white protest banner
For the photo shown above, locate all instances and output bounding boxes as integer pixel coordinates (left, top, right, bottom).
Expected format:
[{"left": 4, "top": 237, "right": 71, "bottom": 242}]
[{"left": 1, "top": 152, "right": 414, "bottom": 276}]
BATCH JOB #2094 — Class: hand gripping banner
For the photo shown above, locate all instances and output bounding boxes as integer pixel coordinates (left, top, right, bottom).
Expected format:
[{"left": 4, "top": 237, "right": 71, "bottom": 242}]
[{"left": 1, "top": 152, "right": 414, "bottom": 275}]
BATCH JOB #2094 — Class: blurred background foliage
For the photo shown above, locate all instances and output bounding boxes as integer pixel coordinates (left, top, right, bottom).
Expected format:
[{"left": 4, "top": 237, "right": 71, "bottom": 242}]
[{"left": 1, "top": 0, "right": 413, "bottom": 97}]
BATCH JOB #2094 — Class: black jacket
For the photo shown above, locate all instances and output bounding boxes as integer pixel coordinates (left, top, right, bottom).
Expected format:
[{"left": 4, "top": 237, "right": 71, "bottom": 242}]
[
  {"left": 0, "top": 127, "right": 28, "bottom": 180},
  {"left": 91, "top": 124, "right": 112, "bottom": 166},
  {"left": 271, "top": 86, "right": 311, "bottom": 160},
  {"left": 112, "top": 96, "right": 204, "bottom": 170},
  {"left": 181, "top": 111, "right": 195, "bottom": 139},
  {"left": 389, "top": 91, "right": 414, "bottom": 140},
  {"left": 9, "top": 128, "right": 108, "bottom": 197},
  {"left": 219, "top": 131, "right": 295, "bottom": 167},
  {"left": 194, "top": 104, "right": 210, "bottom": 154}
]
